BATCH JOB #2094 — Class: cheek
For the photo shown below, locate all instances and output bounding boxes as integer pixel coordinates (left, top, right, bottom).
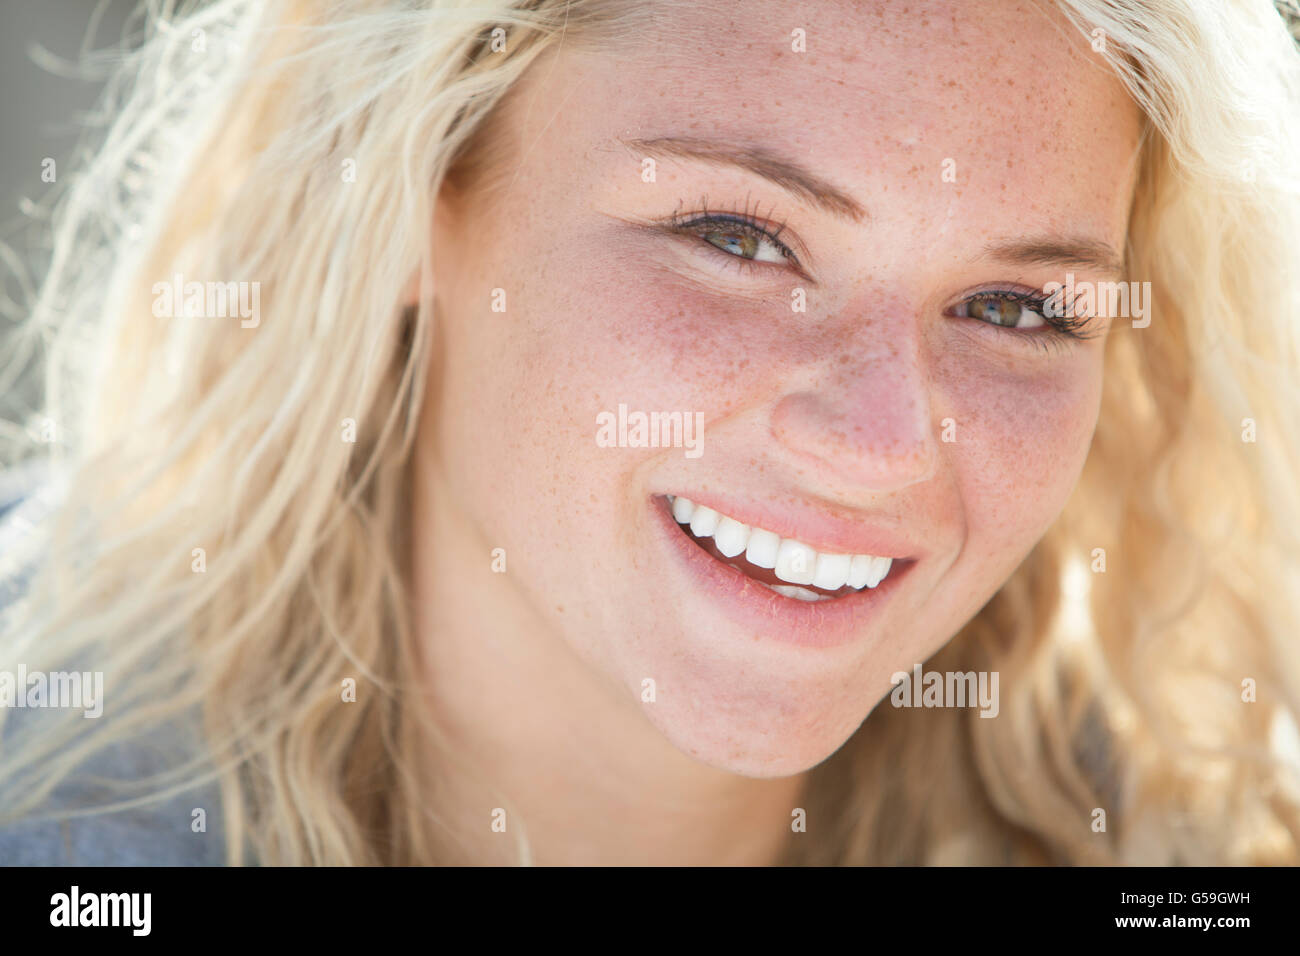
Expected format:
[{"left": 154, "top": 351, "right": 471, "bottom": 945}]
[
  {"left": 938, "top": 344, "right": 1103, "bottom": 558},
  {"left": 431, "top": 228, "right": 757, "bottom": 562},
  {"left": 487, "top": 250, "right": 793, "bottom": 440}
]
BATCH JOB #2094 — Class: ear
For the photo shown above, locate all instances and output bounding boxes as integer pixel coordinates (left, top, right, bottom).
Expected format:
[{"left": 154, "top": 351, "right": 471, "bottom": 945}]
[
  {"left": 402, "top": 180, "right": 461, "bottom": 311},
  {"left": 399, "top": 267, "right": 421, "bottom": 311}
]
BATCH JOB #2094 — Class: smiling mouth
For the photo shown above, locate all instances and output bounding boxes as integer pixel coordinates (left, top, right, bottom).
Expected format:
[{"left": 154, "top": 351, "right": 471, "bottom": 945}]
[{"left": 665, "top": 494, "right": 901, "bottom": 603}]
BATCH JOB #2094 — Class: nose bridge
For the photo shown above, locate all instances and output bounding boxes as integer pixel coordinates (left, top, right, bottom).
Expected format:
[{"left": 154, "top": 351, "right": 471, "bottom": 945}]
[
  {"left": 844, "top": 310, "right": 926, "bottom": 408},
  {"left": 770, "top": 294, "right": 938, "bottom": 492}
]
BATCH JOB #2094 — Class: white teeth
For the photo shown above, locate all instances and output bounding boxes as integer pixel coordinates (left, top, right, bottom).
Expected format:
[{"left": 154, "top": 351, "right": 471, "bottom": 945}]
[
  {"left": 745, "top": 528, "right": 781, "bottom": 569},
  {"left": 667, "top": 495, "right": 898, "bottom": 596},
  {"left": 775, "top": 539, "right": 817, "bottom": 586},
  {"left": 867, "top": 555, "right": 893, "bottom": 588},
  {"left": 812, "top": 553, "right": 853, "bottom": 591},
  {"left": 848, "top": 554, "right": 873, "bottom": 589},
  {"left": 713, "top": 516, "right": 750, "bottom": 558},
  {"left": 689, "top": 505, "right": 720, "bottom": 537},
  {"left": 769, "top": 584, "right": 829, "bottom": 602}
]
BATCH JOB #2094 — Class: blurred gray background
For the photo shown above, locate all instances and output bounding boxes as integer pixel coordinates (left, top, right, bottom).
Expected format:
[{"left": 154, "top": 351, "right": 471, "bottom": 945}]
[
  {"left": 0, "top": 1, "right": 136, "bottom": 219},
  {"left": 0, "top": 1, "right": 136, "bottom": 446}
]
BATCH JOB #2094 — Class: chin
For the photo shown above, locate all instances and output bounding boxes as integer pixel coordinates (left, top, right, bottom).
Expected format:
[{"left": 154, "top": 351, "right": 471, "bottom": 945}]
[{"left": 627, "top": 651, "right": 888, "bottom": 778}]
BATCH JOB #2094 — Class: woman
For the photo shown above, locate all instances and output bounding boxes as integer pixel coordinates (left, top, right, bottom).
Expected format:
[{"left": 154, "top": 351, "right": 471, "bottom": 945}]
[{"left": 1, "top": 0, "right": 1298, "bottom": 866}]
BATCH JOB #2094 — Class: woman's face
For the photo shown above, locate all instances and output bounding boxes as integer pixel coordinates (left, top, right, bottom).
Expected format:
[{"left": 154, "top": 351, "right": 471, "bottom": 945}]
[{"left": 420, "top": 0, "right": 1142, "bottom": 777}]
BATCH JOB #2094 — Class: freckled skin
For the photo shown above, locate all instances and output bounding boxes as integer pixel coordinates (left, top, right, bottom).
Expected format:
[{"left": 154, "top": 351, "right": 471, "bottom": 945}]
[{"left": 410, "top": 0, "right": 1141, "bottom": 862}]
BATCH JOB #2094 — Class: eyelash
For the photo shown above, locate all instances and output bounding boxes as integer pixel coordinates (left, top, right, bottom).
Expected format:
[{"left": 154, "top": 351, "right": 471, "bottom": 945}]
[
  {"left": 660, "top": 202, "right": 1100, "bottom": 350},
  {"left": 953, "top": 286, "right": 1099, "bottom": 350}
]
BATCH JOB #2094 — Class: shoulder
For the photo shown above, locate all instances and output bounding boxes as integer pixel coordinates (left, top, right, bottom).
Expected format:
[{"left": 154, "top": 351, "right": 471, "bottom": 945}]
[
  {"left": 0, "top": 797, "right": 227, "bottom": 867},
  {"left": 0, "top": 463, "right": 230, "bottom": 866},
  {"left": 0, "top": 726, "right": 230, "bottom": 867}
]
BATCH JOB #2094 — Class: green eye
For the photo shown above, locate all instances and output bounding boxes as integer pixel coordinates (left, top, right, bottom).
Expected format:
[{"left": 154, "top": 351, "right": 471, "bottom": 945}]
[
  {"left": 678, "top": 215, "right": 792, "bottom": 264},
  {"left": 963, "top": 293, "right": 1045, "bottom": 330},
  {"left": 704, "top": 230, "right": 761, "bottom": 258}
]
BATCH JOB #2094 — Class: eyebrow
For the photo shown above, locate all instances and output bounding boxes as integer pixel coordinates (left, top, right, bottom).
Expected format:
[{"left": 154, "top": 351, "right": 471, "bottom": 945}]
[
  {"left": 618, "top": 135, "right": 869, "bottom": 222},
  {"left": 617, "top": 134, "right": 1125, "bottom": 278},
  {"left": 980, "top": 236, "right": 1127, "bottom": 280}
]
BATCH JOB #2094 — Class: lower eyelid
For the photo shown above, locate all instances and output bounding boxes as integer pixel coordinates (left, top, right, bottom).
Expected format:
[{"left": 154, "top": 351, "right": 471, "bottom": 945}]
[
  {"left": 956, "top": 319, "right": 1078, "bottom": 357},
  {"left": 651, "top": 246, "right": 799, "bottom": 305}
]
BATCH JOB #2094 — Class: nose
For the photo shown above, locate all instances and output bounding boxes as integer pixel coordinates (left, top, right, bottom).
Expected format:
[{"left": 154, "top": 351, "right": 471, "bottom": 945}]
[{"left": 769, "top": 317, "right": 938, "bottom": 494}]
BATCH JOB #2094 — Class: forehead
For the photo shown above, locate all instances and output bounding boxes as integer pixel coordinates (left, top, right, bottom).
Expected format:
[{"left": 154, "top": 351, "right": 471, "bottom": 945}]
[{"left": 522, "top": 0, "right": 1143, "bottom": 238}]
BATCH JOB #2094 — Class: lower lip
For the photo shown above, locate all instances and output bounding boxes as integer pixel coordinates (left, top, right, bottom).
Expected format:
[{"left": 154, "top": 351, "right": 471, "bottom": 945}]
[{"left": 650, "top": 495, "right": 913, "bottom": 649}]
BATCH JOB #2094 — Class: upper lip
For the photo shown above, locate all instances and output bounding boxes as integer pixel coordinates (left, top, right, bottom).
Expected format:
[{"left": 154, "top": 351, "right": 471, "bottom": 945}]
[{"left": 661, "top": 489, "right": 927, "bottom": 561}]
